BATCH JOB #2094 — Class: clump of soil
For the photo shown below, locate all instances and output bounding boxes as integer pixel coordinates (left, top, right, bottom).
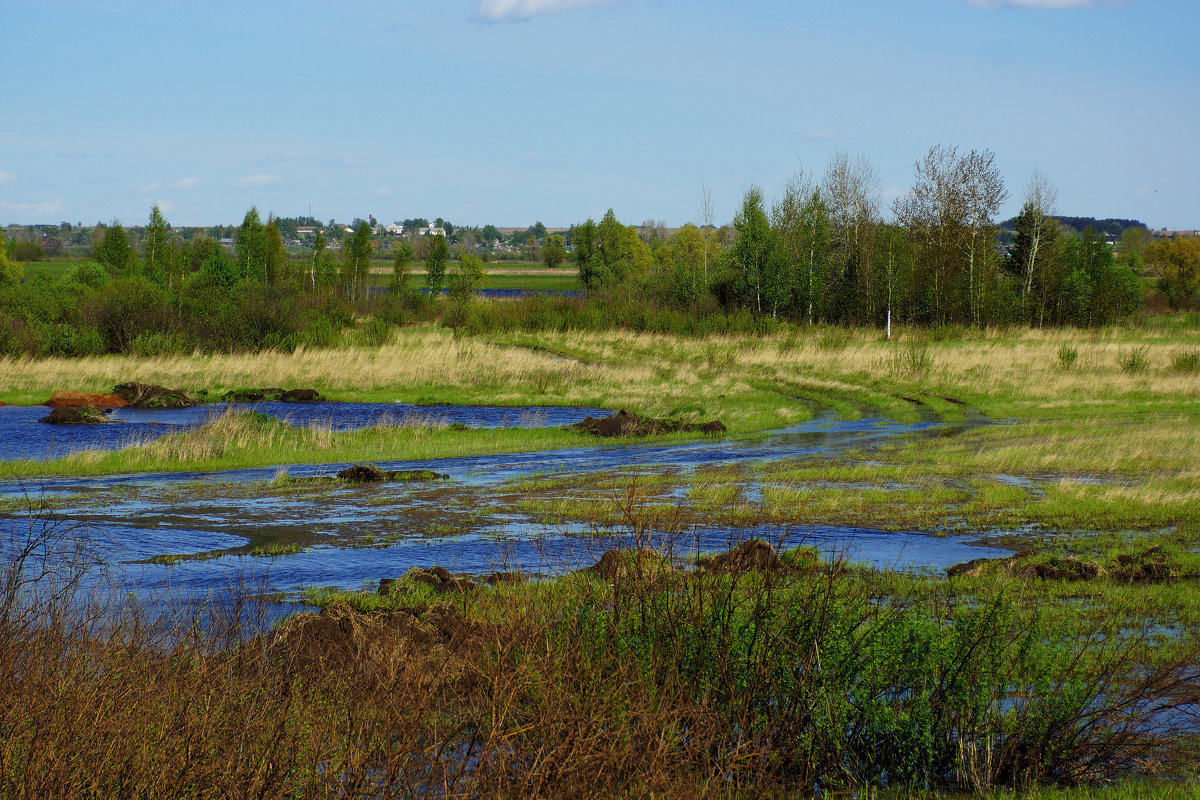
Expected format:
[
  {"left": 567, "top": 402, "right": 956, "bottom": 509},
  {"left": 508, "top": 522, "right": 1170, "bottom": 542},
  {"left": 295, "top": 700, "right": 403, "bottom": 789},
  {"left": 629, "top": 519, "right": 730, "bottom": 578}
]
[
  {"left": 948, "top": 552, "right": 1109, "bottom": 581},
  {"left": 406, "top": 566, "right": 477, "bottom": 594},
  {"left": 38, "top": 406, "right": 112, "bottom": 425},
  {"left": 44, "top": 391, "right": 127, "bottom": 408},
  {"left": 114, "top": 382, "right": 196, "bottom": 408},
  {"left": 699, "top": 539, "right": 782, "bottom": 572},
  {"left": 336, "top": 464, "right": 450, "bottom": 483},
  {"left": 221, "top": 388, "right": 324, "bottom": 403},
  {"left": 585, "top": 548, "right": 674, "bottom": 580},
  {"left": 569, "top": 409, "right": 727, "bottom": 437}
]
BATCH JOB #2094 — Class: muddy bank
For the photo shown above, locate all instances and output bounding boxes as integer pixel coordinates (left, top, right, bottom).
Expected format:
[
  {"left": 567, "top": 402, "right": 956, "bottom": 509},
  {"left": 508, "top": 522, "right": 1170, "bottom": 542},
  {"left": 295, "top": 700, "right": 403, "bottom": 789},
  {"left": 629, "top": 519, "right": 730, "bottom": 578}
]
[
  {"left": 38, "top": 406, "right": 112, "bottom": 425},
  {"left": 221, "top": 388, "right": 324, "bottom": 403},
  {"left": 336, "top": 464, "right": 450, "bottom": 483},
  {"left": 44, "top": 391, "right": 127, "bottom": 408},
  {"left": 114, "top": 382, "right": 197, "bottom": 408},
  {"left": 570, "top": 409, "right": 726, "bottom": 437},
  {"left": 948, "top": 546, "right": 1180, "bottom": 583}
]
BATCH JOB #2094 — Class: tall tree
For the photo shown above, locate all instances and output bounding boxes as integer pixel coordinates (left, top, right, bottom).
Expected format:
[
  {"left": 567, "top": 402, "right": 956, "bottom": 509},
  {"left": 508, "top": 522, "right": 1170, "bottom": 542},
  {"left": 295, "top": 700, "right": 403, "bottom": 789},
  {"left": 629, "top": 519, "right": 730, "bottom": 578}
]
[
  {"left": 236, "top": 207, "right": 268, "bottom": 282},
  {"left": 774, "top": 173, "right": 830, "bottom": 323},
  {"left": 311, "top": 229, "right": 326, "bottom": 291},
  {"left": 93, "top": 221, "right": 137, "bottom": 277},
  {"left": 264, "top": 215, "right": 287, "bottom": 285},
  {"left": 424, "top": 234, "right": 449, "bottom": 294},
  {"left": 391, "top": 239, "right": 415, "bottom": 290},
  {"left": 955, "top": 149, "right": 1007, "bottom": 325},
  {"left": 143, "top": 204, "right": 171, "bottom": 287},
  {"left": 731, "top": 186, "right": 781, "bottom": 315},
  {"left": 822, "top": 152, "right": 880, "bottom": 323},
  {"left": 1014, "top": 170, "right": 1057, "bottom": 306},
  {"left": 344, "top": 221, "right": 373, "bottom": 300}
]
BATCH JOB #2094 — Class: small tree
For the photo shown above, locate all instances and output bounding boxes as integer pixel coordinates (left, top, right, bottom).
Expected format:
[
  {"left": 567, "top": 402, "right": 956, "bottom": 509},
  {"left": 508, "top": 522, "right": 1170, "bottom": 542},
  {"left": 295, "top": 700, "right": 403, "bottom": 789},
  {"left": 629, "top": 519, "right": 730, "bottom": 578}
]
[
  {"left": 425, "top": 235, "right": 449, "bottom": 294},
  {"left": 0, "top": 230, "right": 22, "bottom": 285},
  {"left": 143, "top": 204, "right": 171, "bottom": 287},
  {"left": 542, "top": 234, "right": 567, "bottom": 269},
  {"left": 93, "top": 222, "right": 137, "bottom": 277}
]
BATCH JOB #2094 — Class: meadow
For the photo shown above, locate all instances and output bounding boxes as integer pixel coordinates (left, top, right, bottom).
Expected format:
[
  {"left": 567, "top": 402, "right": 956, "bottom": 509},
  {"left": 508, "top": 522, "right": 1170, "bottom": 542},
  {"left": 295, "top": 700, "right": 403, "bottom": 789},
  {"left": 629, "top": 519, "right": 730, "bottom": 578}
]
[{"left": 3, "top": 317, "right": 1200, "bottom": 797}]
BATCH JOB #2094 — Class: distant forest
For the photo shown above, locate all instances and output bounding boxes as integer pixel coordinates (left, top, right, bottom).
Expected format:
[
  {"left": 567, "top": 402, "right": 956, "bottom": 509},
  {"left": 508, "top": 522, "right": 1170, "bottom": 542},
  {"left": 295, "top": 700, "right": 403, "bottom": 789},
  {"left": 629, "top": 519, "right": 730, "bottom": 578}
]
[{"left": 998, "top": 216, "right": 1148, "bottom": 244}]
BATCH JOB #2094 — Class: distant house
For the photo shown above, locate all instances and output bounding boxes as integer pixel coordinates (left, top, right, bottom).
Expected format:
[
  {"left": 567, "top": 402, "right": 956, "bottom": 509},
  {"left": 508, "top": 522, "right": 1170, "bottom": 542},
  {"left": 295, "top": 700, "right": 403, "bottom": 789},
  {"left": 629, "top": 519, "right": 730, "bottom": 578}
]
[
  {"left": 296, "top": 226, "right": 317, "bottom": 236},
  {"left": 384, "top": 223, "right": 405, "bottom": 235},
  {"left": 419, "top": 226, "right": 446, "bottom": 237}
]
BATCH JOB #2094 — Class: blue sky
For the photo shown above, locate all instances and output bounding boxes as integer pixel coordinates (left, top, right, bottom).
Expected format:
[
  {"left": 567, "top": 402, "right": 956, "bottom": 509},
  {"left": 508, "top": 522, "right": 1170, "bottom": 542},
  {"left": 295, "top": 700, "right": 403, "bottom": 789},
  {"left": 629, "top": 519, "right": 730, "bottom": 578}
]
[{"left": 2, "top": 0, "right": 1196, "bottom": 229}]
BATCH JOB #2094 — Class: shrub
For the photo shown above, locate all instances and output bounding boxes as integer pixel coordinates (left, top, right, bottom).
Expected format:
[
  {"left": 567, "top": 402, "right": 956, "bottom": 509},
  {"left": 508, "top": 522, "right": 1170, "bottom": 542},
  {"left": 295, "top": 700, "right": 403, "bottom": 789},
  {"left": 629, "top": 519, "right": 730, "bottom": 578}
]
[
  {"left": 1057, "top": 344, "right": 1079, "bottom": 370},
  {"left": 1118, "top": 346, "right": 1149, "bottom": 374},
  {"left": 1171, "top": 349, "right": 1200, "bottom": 373}
]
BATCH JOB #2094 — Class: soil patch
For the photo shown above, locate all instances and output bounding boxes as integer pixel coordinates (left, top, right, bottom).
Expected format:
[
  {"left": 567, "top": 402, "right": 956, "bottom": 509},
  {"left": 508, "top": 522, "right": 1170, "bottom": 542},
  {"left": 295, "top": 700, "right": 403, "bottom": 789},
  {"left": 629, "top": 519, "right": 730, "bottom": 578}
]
[
  {"left": 336, "top": 464, "right": 450, "bottom": 483},
  {"left": 44, "top": 391, "right": 127, "bottom": 408},
  {"left": 114, "top": 382, "right": 196, "bottom": 408},
  {"left": 570, "top": 409, "right": 726, "bottom": 438},
  {"left": 221, "top": 388, "right": 324, "bottom": 403},
  {"left": 944, "top": 551, "right": 1177, "bottom": 582},
  {"left": 38, "top": 406, "right": 112, "bottom": 425},
  {"left": 700, "top": 539, "right": 782, "bottom": 572}
]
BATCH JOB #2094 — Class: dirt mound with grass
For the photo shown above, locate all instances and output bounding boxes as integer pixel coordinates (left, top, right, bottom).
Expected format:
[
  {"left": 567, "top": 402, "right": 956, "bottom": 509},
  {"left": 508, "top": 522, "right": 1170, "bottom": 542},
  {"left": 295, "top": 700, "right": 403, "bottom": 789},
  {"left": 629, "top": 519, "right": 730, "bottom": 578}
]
[
  {"left": 44, "top": 391, "right": 127, "bottom": 408},
  {"left": 337, "top": 464, "right": 450, "bottom": 483},
  {"left": 949, "top": 552, "right": 1111, "bottom": 581},
  {"left": 114, "top": 382, "right": 196, "bottom": 408},
  {"left": 585, "top": 548, "right": 674, "bottom": 580},
  {"left": 221, "top": 388, "right": 324, "bottom": 403},
  {"left": 700, "top": 539, "right": 782, "bottom": 572},
  {"left": 570, "top": 409, "right": 727, "bottom": 437},
  {"left": 38, "top": 406, "right": 112, "bottom": 425},
  {"left": 268, "top": 603, "right": 480, "bottom": 674}
]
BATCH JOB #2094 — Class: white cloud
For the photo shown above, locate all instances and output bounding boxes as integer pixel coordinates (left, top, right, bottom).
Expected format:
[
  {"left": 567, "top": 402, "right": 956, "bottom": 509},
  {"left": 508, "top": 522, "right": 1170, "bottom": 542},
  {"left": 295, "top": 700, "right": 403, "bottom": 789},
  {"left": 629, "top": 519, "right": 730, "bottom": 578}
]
[
  {"left": 173, "top": 177, "right": 201, "bottom": 190},
  {"left": 0, "top": 171, "right": 14, "bottom": 184},
  {"left": 0, "top": 198, "right": 64, "bottom": 216},
  {"left": 233, "top": 173, "right": 279, "bottom": 187},
  {"left": 138, "top": 181, "right": 164, "bottom": 194},
  {"left": 804, "top": 130, "right": 842, "bottom": 141},
  {"left": 476, "top": 0, "right": 617, "bottom": 22},
  {"left": 373, "top": 187, "right": 392, "bottom": 197},
  {"left": 969, "top": 0, "right": 1121, "bottom": 8}
]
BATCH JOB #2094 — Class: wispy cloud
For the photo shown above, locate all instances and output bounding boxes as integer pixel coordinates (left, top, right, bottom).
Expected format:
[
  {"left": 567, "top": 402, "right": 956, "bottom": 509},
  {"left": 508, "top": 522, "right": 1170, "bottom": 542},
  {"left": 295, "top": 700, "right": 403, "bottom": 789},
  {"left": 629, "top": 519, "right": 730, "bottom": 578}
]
[
  {"left": 969, "top": 0, "right": 1122, "bottom": 8},
  {"left": 0, "top": 171, "right": 14, "bottom": 184},
  {"left": 234, "top": 173, "right": 279, "bottom": 188},
  {"left": 0, "top": 198, "right": 64, "bottom": 216},
  {"left": 804, "top": 130, "right": 843, "bottom": 141},
  {"left": 257, "top": 153, "right": 378, "bottom": 170},
  {"left": 138, "top": 181, "right": 164, "bottom": 194},
  {"left": 476, "top": 0, "right": 618, "bottom": 23},
  {"left": 173, "top": 177, "right": 201, "bottom": 190}
]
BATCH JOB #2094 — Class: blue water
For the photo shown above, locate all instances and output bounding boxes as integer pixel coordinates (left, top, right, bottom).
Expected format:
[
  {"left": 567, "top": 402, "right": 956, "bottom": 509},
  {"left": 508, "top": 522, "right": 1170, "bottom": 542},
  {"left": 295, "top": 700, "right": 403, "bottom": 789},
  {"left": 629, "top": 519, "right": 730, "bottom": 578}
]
[
  {"left": 0, "top": 412, "right": 1014, "bottom": 609},
  {"left": 0, "top": 401, "right": 610, "bottom": 462}
]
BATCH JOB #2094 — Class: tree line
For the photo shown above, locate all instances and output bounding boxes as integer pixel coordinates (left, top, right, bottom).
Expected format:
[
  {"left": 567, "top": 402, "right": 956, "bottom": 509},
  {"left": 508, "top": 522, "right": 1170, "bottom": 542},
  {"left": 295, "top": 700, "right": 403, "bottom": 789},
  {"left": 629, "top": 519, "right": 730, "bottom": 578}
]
[{"left": 572, "top": 147, "right": 1159, "bottom": 331}]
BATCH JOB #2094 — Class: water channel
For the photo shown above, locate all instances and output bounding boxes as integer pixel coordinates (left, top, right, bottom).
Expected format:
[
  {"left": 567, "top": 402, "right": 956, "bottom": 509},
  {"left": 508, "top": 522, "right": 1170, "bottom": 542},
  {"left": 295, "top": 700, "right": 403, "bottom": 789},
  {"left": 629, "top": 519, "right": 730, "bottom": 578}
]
[{"left": 0, "top": 403, "right": 1013, "bottom": 606}]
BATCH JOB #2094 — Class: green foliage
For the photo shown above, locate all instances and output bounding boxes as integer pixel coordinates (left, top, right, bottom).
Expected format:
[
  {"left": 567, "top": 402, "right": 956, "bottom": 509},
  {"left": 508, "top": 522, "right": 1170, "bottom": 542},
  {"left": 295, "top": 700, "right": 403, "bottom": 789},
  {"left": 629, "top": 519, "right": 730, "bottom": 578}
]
[
  {"left": 1147, "top": 236, "right": 1200, "bottom": 310},
  {"left": 1171, "top": 348, "right": 1200, "bottom": 373},
  {"left": 0, "top": 231, "right": 22, "bottom": 285},
  {"left": 424, "top": 234, "right": 449, "bottom": 293},
  {"left": 1118, "top": 346, "right": 1149, "bottom": 374},
  {"left": 10, "top": 240, "right": 46, "bottom": 262},
  {"left": 142, "top": 204, "right": 171, "bottom": 287},
  {"left": 541, "top": 234, "right": 567, "bottom": 269},
  {"left": 92, "top": 222, "right": 138, "bottom": 277},
  {"left": 343, "top": 220, "right": 373, "bottom": 301},
  {"left": 235, "top": 207, "right": 267, "bottom": 283},
  {"left": 1057, "top": 343, "right": 1078, "bottom": 369}
]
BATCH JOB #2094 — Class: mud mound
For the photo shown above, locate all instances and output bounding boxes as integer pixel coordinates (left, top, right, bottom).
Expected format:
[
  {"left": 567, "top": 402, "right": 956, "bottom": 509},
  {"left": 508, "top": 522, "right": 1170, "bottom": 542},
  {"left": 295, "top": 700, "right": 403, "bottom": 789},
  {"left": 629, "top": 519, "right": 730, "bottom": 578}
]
[
  {"left": 114, "top": 382, "right": 196, "bottom": 408},
  {"left": 570, "top": 409, "right": 726, "bottom": 438},
  {"left": 408, "top": 567, "right": 477, "bottom": 594},
  {"left": 38, "top": 406, "right": 112, "bottom": 425},
  {"left": 585, "top": 548, "right": 673, "bottom": 580},
  {"left": 702, "top": 539, "right": 782, "bottom": 572},
  {"left": 337, "top": 464, "right": 450, "bottom": 483},
  {"left": 338, "top": 464, "right": 388, "bottom": 482},
  {"left": 44, "top": 391, "right": 127, "bottom": 408},
  {"left": 221, "top": 387, "right": 324, "bottom": 403},
  {"left": 268, "top": 605, "right": 437, "bottom": 673},
  {"left": 948, "top": 553, "right": 1107, "bottom": 581}
]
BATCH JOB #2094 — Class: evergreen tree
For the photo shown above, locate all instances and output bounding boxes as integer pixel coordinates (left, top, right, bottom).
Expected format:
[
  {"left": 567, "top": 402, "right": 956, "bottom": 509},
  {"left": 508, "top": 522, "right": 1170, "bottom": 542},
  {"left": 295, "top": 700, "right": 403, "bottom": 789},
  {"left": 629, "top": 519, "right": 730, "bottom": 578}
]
[{"left": 142, "top": 204, "right": 171, "bottom": 287}]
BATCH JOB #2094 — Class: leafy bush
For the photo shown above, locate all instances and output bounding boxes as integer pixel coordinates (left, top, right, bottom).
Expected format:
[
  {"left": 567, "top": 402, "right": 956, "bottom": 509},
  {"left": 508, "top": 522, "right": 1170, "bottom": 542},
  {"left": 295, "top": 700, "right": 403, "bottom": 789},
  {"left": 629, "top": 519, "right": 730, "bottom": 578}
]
[
  {"left": 1171, "top": 349, "right": 1200, "bottom": 373},
  {"left": 1118, "top": 346, "right": 1150, "bottom": 374},
  {"left": 1058, "top": 343, "right": 1079, "bottom": 369}
]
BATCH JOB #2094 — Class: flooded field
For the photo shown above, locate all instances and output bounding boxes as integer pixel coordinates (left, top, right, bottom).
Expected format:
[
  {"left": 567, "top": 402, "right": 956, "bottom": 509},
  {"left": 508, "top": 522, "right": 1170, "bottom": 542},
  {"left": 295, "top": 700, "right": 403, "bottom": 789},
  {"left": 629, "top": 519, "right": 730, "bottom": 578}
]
[{"left": 0, "top": 410, "right": 1013, "bottom": 603}]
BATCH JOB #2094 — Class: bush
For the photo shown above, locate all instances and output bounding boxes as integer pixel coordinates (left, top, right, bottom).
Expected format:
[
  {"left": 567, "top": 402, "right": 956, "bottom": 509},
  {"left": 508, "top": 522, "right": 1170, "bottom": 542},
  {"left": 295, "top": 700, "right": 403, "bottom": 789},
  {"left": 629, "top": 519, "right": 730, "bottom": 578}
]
[
  {"left": 1118, "top": 346, "right": 1149, "bottom": 374},
  {"left": 1171, "top": 349, "right": 1200, "bottom": 373},
  {"left": 40, "top": 323, "right": 105, "bottom": 357},
  {"left": 1057, "top": 344, "right": 1079, "bottom": 369}
]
